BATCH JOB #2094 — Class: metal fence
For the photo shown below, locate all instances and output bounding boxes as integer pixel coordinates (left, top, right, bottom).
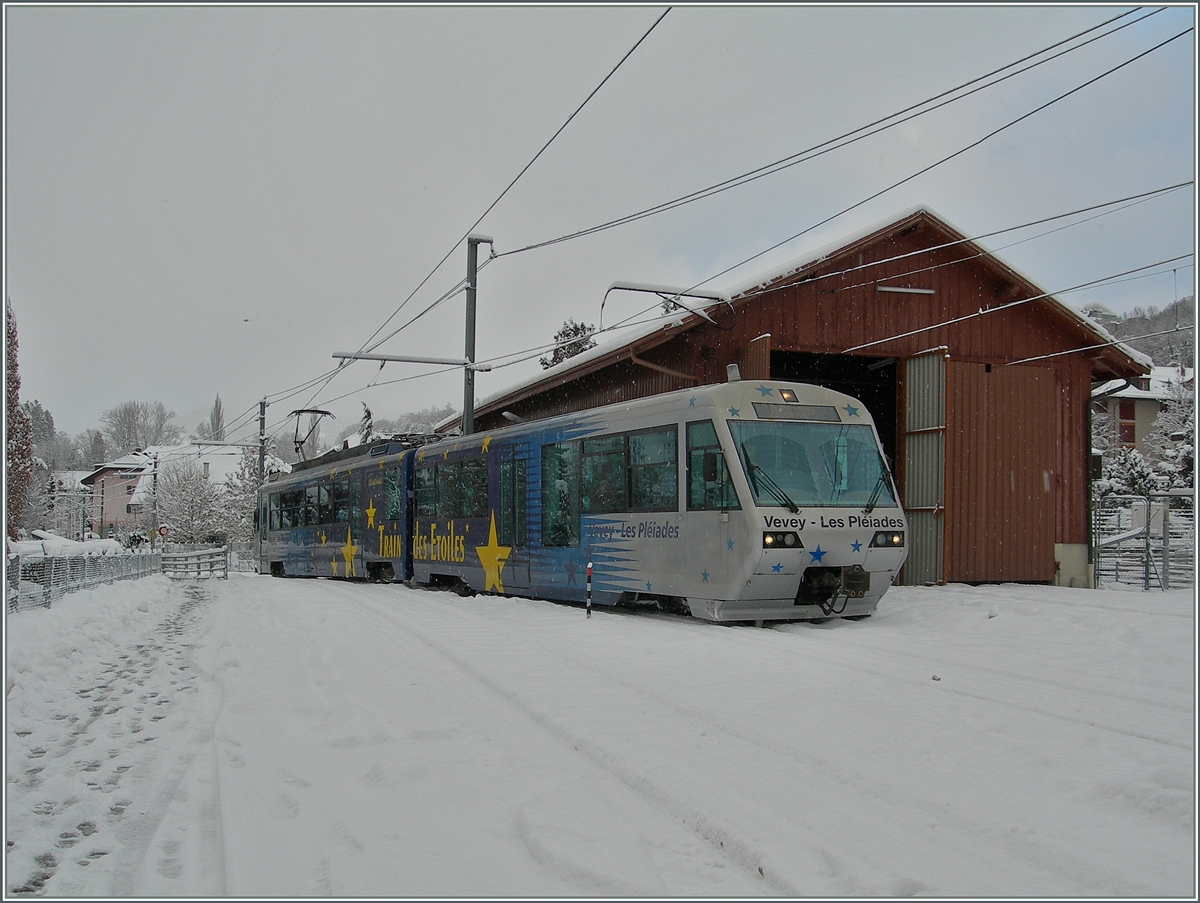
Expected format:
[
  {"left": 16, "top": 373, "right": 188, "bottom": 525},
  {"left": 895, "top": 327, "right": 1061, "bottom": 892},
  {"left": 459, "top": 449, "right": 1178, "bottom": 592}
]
[
  {"left": 1093, "top": 491, "right": 1195, "bottom": 591},
  {"left": 5, "top": 551, "right": 163, "bottom": 613},
  {"left": 161, "top": 546, "right": 229, "bottom": 580}
]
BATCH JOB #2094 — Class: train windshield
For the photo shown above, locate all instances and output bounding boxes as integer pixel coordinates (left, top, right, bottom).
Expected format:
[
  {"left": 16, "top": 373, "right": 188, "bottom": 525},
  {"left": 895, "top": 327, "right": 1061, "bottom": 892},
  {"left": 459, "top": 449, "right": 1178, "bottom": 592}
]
[{"left": 728, "top": 420, "right": 897, "bottom": 509}]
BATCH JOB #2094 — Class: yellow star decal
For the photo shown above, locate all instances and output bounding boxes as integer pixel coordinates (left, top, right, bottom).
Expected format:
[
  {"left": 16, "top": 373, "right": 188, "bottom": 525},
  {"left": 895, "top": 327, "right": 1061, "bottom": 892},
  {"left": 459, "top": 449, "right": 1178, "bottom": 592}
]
[
  {"left": 319, "top": 531, "right": 327, "bottom": 545},
  {"left": 331, "top": 552, "right": 339, "bottom": 576},
  {"left": 365, "top": 498, "right": 377, "bottom": 528},
  {"left": 481, "top": 435, "right": 492, "bottom": 452},
  {"left": 340, "top": 526, "right": 357, "bottom": 577},
  {"left": 475, "top": 512, "right": 511, "bottom": 593}
]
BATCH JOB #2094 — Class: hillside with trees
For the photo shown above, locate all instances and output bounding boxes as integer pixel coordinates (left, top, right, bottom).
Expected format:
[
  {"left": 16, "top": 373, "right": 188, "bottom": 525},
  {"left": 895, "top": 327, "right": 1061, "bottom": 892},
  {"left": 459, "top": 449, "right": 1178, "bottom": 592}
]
[{"left": 1080, "top": 296, "right": 1194, "bottom": 367}]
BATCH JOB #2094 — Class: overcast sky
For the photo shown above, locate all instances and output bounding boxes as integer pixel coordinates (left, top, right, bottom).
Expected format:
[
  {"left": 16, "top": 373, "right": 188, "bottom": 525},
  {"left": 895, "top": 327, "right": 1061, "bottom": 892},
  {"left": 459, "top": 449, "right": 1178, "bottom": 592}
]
[{"left": 5, "top": 4, "right": 1196, "bottom": 446}]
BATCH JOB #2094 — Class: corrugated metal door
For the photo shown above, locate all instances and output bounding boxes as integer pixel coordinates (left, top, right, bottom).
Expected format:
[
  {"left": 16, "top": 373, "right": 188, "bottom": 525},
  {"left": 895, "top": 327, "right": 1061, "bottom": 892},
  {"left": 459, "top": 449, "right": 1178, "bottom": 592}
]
[{"left": 901, "top": 352, "right": 946, "bottom": 585}]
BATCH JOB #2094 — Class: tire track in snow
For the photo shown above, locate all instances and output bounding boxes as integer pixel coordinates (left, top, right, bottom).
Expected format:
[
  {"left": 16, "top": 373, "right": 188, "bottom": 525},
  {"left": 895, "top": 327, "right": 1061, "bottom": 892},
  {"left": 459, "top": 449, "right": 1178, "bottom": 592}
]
[{"left": 362, "top": 586, "right": 1178, "bottom": 896}]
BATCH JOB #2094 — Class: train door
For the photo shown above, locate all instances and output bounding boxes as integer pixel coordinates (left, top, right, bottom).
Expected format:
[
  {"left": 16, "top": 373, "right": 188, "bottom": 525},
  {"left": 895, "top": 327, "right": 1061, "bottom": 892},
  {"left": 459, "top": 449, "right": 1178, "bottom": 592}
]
[
  {"left": 686, "top": 419, "right": 738, "bottom": 589},
  {"left": 496, "top": 449, "right": 530, "bottom": 591}
]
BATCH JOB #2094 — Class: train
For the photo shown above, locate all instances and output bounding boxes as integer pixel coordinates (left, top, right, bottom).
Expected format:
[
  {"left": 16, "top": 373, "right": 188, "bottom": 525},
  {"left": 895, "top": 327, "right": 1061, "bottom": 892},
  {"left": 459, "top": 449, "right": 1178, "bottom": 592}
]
[{"left": 256, "top": 375, "right": 908, "bottom": 622}]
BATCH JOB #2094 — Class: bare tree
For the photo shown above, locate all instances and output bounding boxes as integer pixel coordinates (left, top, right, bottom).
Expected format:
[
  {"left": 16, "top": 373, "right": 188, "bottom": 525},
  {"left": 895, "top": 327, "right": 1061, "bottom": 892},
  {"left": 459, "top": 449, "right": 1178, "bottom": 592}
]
[{"left": 101, "top": 400, "right": 183, "bottom": 454}]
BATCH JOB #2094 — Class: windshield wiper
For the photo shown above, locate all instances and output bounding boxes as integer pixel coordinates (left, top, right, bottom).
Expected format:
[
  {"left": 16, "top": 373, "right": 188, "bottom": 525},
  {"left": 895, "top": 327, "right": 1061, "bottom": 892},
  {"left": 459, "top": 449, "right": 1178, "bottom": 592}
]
[
  {"left": 864, "top": 470, "right": 891, "bottom": 514},
  {"left": 740, "top": 443, "right": 799, "bottom": 514}
]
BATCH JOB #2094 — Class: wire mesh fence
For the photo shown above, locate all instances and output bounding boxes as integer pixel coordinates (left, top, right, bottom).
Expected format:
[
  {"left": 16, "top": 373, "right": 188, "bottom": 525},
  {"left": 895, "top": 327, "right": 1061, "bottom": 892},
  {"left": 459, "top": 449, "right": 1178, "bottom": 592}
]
[
  {"left": 5, "top": 551, "right": 164, "bottom": 613},
  {"left": 1093, "top": 492, "right": 1195, "bottom": 591}
]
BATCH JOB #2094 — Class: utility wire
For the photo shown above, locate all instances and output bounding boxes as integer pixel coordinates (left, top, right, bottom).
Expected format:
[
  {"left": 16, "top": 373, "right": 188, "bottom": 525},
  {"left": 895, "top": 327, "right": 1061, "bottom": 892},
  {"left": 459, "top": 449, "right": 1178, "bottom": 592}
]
[
  {"left": 842, "top": 255, "right": 1193, "bottom": 354},
  {"left": 493, "top": 7, "right": 1158, "bottom": 259},
  {"left": 676, "top": 25, "right": 1193, "bottom": 303},
  {"left": 356, "top": 7, "right": 671, "bottom": 355},
  {"left": 290, "top": 7, "right": 671, "bottom": 416}
]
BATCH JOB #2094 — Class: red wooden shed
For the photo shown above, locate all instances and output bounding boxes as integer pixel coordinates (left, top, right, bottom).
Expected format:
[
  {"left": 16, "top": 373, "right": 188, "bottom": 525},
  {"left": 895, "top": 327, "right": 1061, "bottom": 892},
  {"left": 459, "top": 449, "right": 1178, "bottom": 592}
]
[{"left": 460, "top": 208, "right": 1149, "bottom": 586}]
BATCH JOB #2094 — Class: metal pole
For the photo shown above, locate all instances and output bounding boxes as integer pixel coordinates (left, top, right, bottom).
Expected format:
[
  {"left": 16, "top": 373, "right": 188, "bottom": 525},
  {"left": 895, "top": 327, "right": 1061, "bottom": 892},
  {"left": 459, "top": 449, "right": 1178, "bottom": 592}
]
[
  {"left": 1162, "top": 499, "right": 1171, "bottom": 591},
  {"left": 258, "top": 398, "right": 267, "bottom": 482},
  {"left": 586, "top": 561, "right": 592, "bottom": 619},
  {"left": 1142, "top": 495, "right": 1151, "bottom": 591},
  {"left": 463, "top": 239, "right": 479, "bottom": 435}
]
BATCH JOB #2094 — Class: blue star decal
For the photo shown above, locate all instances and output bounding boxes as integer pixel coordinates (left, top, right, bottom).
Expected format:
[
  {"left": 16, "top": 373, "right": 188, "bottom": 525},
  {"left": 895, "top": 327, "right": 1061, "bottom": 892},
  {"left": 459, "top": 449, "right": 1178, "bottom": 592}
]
[
  {"left": 844, "top": 404, "right": 860, "bottom": 417},
  {"left": 757, "top": 385, "right": 773, "bottom": 397},
  {"left": 851, "top": 540, "right": 862, "bottom": 553},
  {"left": 726, "top": 539, "right": 735, "bottom": 550},
  {"left": 688, "top": 397, "right": 696, "bottom": 407},
  {"left": 810, "top": 545, "right": 827, "bottom": 563},
  {"left": 701, "top": 570, "right": 709, "bottom": 582},
  {"left": 728, "top": 406, "right": 740, "bottom": 417},
  {"left": 646, "top": 581, "right": 653, "bottom": 592},
  {"left": 771, "top": 562, "right": 783, "bottom": 573}
]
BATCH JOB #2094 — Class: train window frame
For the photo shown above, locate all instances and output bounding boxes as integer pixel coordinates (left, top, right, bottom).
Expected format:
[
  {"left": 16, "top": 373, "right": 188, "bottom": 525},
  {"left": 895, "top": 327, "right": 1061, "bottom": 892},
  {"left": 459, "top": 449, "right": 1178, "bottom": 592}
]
[
  {"left": 269, "top": 492, "right": 281, "bottom": 531},
  {"left": 686, "top": 420, "right": 740, "bottom": 511},
  {"left": 581, "top": 434, "right": 627, "bottom": 514},
  {"left": 384, "top": 467, "right": 404, "bottom": 520},
  {"left": 499, "top": 458, "right": 527, "bottom": 547},
  {"left": 628, "top": 426, "right": 678, "bottom": 512},
  {"left": 459, "top": 456, "right": 489, "bottom": 519},
  {"left": 541, "top": 441, "right": 580, "bottom": 548},
  {"left": 415, "top": 464, "right": 435, "bottom": 517}
]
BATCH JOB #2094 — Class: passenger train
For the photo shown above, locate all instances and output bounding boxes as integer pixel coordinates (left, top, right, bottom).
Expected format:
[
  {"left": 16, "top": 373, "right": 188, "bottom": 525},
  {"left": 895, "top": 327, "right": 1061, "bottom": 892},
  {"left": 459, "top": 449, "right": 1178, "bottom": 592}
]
[{"left": 257, "top": 376, "right": 908, "bottom": 622}]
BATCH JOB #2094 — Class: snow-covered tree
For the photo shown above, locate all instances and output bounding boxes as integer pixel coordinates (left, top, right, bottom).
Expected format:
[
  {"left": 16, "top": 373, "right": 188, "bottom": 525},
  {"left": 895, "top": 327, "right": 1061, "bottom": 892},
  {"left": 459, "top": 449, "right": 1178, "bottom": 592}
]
[
  {"left": 6, "top": 300, "right": 34, "bottom": 539},
  {"left": 221, "top": 447, "right": 262, "bottom": 543},
  {"left": 193, "top": 394, "right": 226, "bottom": 442},
  {"left": 1097, "top": 447, "right": 1162, "bottom": 497},
  {"left": 155, "top": 459, "right": 223, "bottom": 542},
  {"left": 359, "top": 403, "right": 375, "bottom": 445},
  {"left": 1142, "top": 368, "right": 1194, "bottom": 489},
  {"left": 539, "top": 319, "right": 596, "bottom": 369}
]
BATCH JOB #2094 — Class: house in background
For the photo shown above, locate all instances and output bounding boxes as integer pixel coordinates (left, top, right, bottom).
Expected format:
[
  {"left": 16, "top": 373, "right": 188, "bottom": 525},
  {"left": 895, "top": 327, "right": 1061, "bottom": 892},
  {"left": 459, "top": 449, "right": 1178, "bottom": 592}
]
[
  {"left": 1092, "top": 366, "right": 1194, "bottom": 455},
  {"left": 79, "top": 444, "right": 247, "bottom": 539}
]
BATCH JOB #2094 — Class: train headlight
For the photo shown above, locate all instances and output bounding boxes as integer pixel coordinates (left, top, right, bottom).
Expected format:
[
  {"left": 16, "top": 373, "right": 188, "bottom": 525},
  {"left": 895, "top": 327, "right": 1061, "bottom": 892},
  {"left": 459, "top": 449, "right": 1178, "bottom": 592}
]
[
  {"left": 763, "top": 531, "right": 803, "bottom": 549},
  {"left": 870, "top": 530, "right": 905, "bottom": 548}
]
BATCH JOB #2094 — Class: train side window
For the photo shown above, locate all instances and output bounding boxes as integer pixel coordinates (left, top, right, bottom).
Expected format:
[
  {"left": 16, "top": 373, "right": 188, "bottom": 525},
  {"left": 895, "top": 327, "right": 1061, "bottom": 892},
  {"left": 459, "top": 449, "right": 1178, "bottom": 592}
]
[
  {"left": 629, "top": 427, "right": 677, "bottom": 511},
  {"left": 436, "top": 461, "right": 462, "bottom": 519},
  {"left": 415, "top": 465, "right": 435, "bottom": 517},
  {"left": 687, "top": 420, "right": 740, "bottom": 510},
  {"left": 305, "top": 485, "right": 320, "bottom": 526},
  {"left": 384, "top": 468, "right": 403, "bottom": 520},
  {"left": 499, "top": 459, "right": 527, "bottom": 546},
  {"left": 269, "top": 493, "right": 281, "bottom": 531},
  {"left": 333, "top": 478, "right": 351, "bottom": 523},
  {"left": 582, "top": 434, "right": 626, "bottom": 513},
  {"left": 542, "top": 441, "right": 580, "bottom": 548},
  {"left": 318, "top": 484, "right": 332, "bottom": 524},
  {"left": 460, "top": 457, "right": 488, "bottom": 518}
]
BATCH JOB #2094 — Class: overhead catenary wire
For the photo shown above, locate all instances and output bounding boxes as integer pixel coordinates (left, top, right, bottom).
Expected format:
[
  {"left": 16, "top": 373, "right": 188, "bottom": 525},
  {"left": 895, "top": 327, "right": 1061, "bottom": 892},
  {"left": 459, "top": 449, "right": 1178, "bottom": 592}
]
[
  {"left": 351, "top": 7, "right": 1156, "bottom": 356},
  {"left": 272, "top": 12, "right": 1193, "bottom": 432},
  {"left": 663, "top": 24, "right": 1194, "bottom": 305},
  {"left": 491, "top": 7, "right": 1160, "bottom": 260},
  {"left": 282, "top": 8, "right": 670, "bottom": 418},
  {"left": 842, "top": 255, "right": 1193, "bottom": 354}
]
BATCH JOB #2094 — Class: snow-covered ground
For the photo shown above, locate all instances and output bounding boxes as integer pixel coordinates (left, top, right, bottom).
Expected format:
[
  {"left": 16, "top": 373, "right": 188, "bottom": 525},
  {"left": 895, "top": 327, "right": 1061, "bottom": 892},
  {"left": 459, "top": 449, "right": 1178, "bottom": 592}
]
[{"left": 5, "top": 573, "right": 1195, "bottom": 897}]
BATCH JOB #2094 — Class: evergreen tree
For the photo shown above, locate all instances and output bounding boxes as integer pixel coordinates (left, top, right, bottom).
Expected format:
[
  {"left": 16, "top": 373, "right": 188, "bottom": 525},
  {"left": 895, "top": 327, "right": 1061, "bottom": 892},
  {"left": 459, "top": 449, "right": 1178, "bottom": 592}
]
[
  {"left": 6, "top": 300, "right": 34, "bottom": 538},
  {"left": 359, "top": 402, "right": 374, "bottom": 445},
  {"left": 539, "top": 319, "right": 596, "bottom": 369},
  {"left": 20, "top": 400, "right": 55, "bottom": 445}
]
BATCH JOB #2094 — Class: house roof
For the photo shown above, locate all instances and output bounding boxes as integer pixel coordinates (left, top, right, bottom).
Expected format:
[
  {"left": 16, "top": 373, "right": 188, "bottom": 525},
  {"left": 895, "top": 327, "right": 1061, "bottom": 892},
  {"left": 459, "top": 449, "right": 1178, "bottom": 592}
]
[
  {"left": 1093, "top": 366, "right": 1194, "bottom": 401},
  {"left": 80, "top": 443, "right": 250, "bottom": 491},
  {"left": 451, "top": 207, "right": 1150, "bottom": 428}
]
